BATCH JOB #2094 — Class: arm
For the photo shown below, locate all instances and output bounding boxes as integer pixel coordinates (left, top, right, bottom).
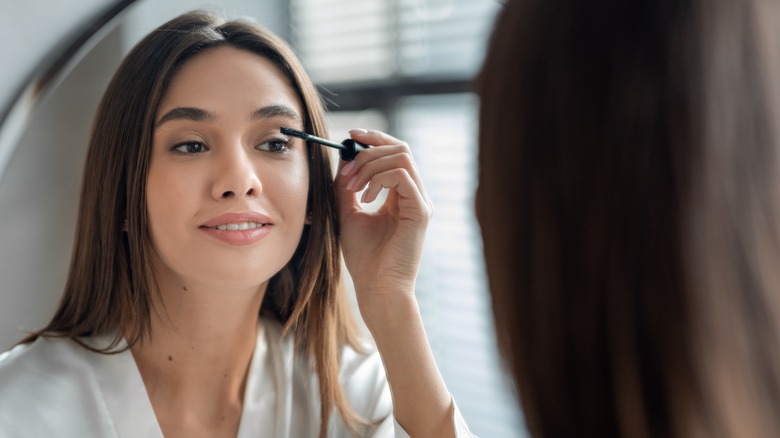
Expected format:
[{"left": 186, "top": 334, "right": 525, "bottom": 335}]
[
  {"left": 335, "top": 129, "right": 455, "bottom": 438},
  {"left": 365, "top": 294, "right": 455, "bottom": 437}
]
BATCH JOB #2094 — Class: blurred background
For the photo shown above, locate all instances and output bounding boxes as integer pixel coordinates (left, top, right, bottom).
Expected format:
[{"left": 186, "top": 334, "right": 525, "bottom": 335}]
[{"left": 0, "top": 0, "right": 523, "bottom": 436}]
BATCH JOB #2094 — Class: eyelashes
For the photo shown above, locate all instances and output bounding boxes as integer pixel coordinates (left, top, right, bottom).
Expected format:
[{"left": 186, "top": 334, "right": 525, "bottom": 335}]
[
  {"left": 171, "top": 141, "right": 206, "bottom": 154},
  {"left": 169, "top": 136, "right": 293, "bottom": 155},
  {"left": 257, "top": 138, "right": 292, "bottom": 153}
]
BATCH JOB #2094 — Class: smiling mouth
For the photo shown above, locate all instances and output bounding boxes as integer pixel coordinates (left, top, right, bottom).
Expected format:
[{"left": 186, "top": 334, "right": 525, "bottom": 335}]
[{"left": 201, "top": 222, "right": 271, "bottom": 231}]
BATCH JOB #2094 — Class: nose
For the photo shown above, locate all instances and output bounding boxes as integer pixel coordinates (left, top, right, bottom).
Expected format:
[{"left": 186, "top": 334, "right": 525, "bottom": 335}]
[{"left": 211, "top": 146, "right": 262, "bottom": 200}]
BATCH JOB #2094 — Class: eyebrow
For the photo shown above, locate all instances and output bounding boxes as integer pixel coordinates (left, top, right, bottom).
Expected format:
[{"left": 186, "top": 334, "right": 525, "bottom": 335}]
[
  {"left": 252, "top": 104, "right": 302, "bottom": 122},
  {"left": 155, "top": 107, "right": 215, "bottom": 128},
  {"left": 155, "top": 104, "right": 302, "bottom": 128}
]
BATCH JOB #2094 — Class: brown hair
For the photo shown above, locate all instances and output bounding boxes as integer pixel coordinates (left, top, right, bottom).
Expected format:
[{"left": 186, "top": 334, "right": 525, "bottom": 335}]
[
  {"left": 23, "top": 11, "right": 363, "bottom": 437},
  {"left": 477, "top": 0, "right": 780, "bottom": 437}
]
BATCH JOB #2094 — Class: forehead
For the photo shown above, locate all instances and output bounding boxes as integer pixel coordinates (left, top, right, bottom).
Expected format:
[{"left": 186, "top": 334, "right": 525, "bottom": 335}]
[{"left": 157, "top": 46, "right": 304, "bottom": 119}]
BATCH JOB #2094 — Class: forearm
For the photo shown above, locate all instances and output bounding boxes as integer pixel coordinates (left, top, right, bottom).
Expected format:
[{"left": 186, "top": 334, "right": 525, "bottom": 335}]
[{"left": 361, "top": 293, "right": 455, "bottom": 438}]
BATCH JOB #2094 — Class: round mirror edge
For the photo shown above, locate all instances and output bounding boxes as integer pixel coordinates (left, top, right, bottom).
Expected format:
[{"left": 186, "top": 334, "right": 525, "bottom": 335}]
[{"left": 0, "top": 0, "right": 140, "bottom": 183}]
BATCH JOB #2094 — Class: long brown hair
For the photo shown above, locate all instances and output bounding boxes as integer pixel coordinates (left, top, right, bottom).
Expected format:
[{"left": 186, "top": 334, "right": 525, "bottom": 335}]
[
  {"left": 23, "top": 11, "right": 363, "bottom": 437},
  {"left": 477, "top": 0, "right": 780, "bottom": 437}
]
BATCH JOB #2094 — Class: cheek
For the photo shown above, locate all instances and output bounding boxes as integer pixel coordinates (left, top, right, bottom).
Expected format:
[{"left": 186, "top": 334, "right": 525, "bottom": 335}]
[
  {"left": 266, "top": 161, "right": 310, "bottom": 219},
  {"left": 145, "top": 162, "right": 199, "bottom": 239}
]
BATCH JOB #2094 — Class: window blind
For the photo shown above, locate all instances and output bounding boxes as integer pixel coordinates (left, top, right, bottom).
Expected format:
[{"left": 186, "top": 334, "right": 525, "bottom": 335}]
[
  {"left": 291, "top": 0, "right": 394, "bottom": 83},
  {"left": 291, "top": 0, "right": 501, "bottom": 84}
]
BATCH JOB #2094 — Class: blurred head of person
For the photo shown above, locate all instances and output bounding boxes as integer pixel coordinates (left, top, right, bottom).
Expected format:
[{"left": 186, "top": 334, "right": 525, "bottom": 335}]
[{"left": 477, "top": 1, "right": 780, "bottom": 436}]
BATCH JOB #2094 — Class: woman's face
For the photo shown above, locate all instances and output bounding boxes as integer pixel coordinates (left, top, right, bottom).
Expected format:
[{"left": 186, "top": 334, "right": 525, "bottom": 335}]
[{"left": 147, "top": 46, "right": 309, "bottom": 291}]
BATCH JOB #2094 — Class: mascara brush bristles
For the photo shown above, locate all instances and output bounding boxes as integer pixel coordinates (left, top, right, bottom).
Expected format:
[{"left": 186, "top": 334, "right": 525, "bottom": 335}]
[{"left": 280, "top": 127, "right": 347, "bottom": 151}]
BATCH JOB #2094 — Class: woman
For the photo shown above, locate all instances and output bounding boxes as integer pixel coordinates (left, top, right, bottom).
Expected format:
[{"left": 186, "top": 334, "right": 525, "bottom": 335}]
[
  {"left": 477, "top": 0, "right": 780, "bottom": 437},
  {"left": 0, "top": 11, "right": 471, "bottom": 438}
]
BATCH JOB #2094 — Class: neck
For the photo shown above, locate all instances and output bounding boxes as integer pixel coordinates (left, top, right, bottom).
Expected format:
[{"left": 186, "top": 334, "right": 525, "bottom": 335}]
[{"left": 128, "top": 274, "right": 267, "bottom": 432}]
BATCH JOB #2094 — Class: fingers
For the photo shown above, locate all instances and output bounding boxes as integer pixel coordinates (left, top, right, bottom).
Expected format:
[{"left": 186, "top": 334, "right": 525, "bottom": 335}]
[
  {"left": 348, "top": 128, "right": 404, "bottom": 147},
  {"left": 342, "top": 146, "right": 414, "bottom": 191},
  {"left": 337, "top": 129, "right": 432, "bottom": 211},
  {"left": 360, "top": 168, "right": 418, "bottom": 205}
]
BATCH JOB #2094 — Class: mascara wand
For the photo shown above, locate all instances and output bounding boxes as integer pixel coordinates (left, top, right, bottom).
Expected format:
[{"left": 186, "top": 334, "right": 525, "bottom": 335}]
[{"left": 280, "top": 127, "right": 369, "bottom": 161}]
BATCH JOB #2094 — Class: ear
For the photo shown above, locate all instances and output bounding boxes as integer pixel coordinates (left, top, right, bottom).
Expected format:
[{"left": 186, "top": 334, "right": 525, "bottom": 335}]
[{"left": 305, "top": 212, "right": 313, "bottom": 225}]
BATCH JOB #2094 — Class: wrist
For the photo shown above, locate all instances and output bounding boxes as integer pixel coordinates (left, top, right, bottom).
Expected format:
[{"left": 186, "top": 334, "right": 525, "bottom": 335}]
[{"left": 357, "top": 291, "right": 420, "bottom": 337}]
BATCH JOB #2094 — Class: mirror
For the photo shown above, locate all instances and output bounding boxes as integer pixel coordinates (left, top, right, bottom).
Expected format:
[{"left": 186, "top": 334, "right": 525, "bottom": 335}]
[
  {"left": 0, "top": 2, "right": 522, "bottom": 437},
  {"left": 0, "top": 0, "right": 138, "bottom": 350}
]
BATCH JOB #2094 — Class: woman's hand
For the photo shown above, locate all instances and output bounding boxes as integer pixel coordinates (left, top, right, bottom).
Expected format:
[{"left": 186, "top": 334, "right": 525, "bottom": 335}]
[{"left": 334, "top": 129, "right": 433, "bottom": 323}]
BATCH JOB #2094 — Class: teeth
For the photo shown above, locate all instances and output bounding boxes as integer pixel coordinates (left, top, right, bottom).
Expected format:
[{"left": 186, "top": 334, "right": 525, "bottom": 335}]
[{"left": 215, "top": 222, "right": 265, "bottom": 231}]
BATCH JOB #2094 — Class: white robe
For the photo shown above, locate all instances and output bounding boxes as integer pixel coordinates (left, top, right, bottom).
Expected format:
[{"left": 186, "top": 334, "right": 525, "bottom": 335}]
[{"left": 0, "top": 317, "right": 473, "bottom": 437}]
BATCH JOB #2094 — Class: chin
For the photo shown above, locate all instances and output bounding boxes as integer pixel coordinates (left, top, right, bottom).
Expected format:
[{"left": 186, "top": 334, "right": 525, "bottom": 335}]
[
  {"left": 193, "top": 266, "right": 279, "bottom": 290},
  {"left": 152, "top": 244, "right": 295, "bottom": 291}
]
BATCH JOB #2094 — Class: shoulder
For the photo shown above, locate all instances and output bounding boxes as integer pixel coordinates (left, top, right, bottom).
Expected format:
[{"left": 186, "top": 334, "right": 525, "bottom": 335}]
[
  {"left": 338, "top": 337, "right": 389, "bottom": 403},
  {"left": 0, "top": 336, "right": 93, "bottom": 389},
  {"left": 262, "top": 318, "right": 392, "bottom": 423},
  {"left": 340, "top": 337, "right": 394, "bottom": 431},
  {"left": 332, "top": 335, "right": 394, "bottom": 436},
  {"left": 264, "top": 319, "right": 389, "bottom": 404},
  {"left": 0, "top": 336, "right": 116, "bottom": 437}
]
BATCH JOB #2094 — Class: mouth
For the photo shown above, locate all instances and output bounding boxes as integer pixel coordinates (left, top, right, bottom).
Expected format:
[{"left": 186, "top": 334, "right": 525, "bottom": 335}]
[
  {"left": 199, "top": 217, "right": 274, "bottom": 245},
  {"left": 200, "top": 211, "right": 274, "bottom": 231},
  {"left": 201, "top": 222, "right": 271, "bottom": 231}
]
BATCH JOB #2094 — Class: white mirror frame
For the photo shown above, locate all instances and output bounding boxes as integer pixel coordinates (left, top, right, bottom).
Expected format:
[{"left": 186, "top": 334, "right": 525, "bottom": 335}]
[{"left": 0, "top": 0, "right": 139, "bottom": 181}]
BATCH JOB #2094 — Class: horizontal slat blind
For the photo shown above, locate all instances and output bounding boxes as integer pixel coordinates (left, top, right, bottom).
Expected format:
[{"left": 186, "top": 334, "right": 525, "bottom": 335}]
[
  {"left": 291, "top": 0, "right": 394, "bottom": 83},
  {"left": 291, "top": 0, "right": 501, "bottom": 83},
  {"left": 397, "top": 0, "right": 499, "bottom": 77}
]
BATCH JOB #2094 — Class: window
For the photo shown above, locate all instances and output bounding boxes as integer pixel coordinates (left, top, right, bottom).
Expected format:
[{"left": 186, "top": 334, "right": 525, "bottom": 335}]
[{"left": 291, "top": 1, "right": 524, "bottom": 436}]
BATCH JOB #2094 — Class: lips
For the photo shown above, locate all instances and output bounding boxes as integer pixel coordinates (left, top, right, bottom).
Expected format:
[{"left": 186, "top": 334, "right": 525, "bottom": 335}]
[
  {"left": 206, "top": 222, "right": 267, "bottom": 231},
  {"left": 200, "top": 212, "right": 273, "bottom": 229},
  {"left": 199, "top": 212, "right": 274, "bottom": 246}
]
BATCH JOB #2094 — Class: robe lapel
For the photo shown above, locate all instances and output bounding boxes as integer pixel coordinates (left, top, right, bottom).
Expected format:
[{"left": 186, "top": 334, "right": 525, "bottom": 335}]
[{"left": 88, "top": 334, "right": 164, "bottom": 438}]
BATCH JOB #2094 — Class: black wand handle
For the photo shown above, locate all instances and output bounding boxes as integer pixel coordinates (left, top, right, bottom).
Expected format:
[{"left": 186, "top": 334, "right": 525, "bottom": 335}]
[{"left": 339, "top": 139, "right": 369, "bottom": 161}]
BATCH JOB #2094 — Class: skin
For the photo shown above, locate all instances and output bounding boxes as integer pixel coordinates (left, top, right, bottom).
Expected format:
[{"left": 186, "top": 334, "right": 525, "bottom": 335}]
[{"left": 134, "top": 46, "right": 454, "bottom": 437}]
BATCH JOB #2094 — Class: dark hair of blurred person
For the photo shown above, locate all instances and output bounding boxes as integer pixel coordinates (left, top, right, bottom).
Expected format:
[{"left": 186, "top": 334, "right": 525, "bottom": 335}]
[{"left": 476, "top": 1, "right": 780, "bottom": 436}]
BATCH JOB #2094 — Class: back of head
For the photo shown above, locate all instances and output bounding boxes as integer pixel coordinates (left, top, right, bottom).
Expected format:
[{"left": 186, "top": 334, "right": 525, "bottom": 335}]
[{"left": 477, "top": 0, "right": 780, "bottom": 436}]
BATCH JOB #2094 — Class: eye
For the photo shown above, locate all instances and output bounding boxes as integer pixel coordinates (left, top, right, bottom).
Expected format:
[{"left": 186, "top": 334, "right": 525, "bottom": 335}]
[
  {"left": 257, "top": 138, "right": 291, "bottom": 153},
  {"left": 172, "top": 142, "right": 207, "bottom": 154}
]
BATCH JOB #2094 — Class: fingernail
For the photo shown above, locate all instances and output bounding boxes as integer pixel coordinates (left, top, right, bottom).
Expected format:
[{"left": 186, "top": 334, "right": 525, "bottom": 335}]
[
  {"left": 349, "top": 128, "right": 368, "bottom": 135},
  {"left": 346, "top": 175, "right": 359, "bottom": 191},
  {"left": 340, "top": 161, "right": 355, "bottom": 176}
]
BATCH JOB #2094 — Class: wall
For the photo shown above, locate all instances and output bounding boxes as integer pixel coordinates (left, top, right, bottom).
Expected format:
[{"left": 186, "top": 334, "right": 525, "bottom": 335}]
[{"left": 0, "top": 24, "right": 123, "bottom": 349}]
